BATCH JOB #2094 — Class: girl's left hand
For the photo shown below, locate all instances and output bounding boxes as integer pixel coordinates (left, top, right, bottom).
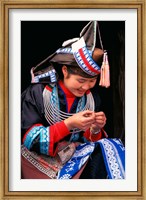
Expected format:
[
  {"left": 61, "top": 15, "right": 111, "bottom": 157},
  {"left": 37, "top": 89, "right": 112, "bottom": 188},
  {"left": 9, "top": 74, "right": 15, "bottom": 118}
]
[{"left": 91, "top": 111, "right": 106, "bottom": 132}]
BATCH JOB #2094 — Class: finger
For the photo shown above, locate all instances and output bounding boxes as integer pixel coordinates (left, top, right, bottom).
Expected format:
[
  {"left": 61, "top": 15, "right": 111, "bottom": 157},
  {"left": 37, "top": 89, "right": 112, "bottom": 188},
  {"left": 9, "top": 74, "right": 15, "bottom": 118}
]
[
  {"left": 95, "top": 112, "right": 105, "bottom": 117},
  {"left": 95, "top": 116, "right": 106, "bottom": 122},
  {"left": 82, "top": 110, "right": 94, "bottom": 117},
  {"left": 95, "top": 116, "right": 106, "bottom": 120},
  {"left": 83, "top": 117, "right": 95, "bottom": 124},
  {"left": 81, "top": 124, "right": 93, "bottom": 131},
  {"left": 94, "top": 119, "right": 106, "bottom": 126},
  {"left": 83, "top": 112, "right": 95, "bottom": 120},
  {"left": 96, "top": 119, "right": 104, "bottom": 123},
  {"left": 85, "top": 120, "right": 96, "bottom": 126},
  {"left": 96, "top": 119, "right": 106, "bottom": 125},
  {"left": 95, "top": 115, "right": 106, "bottom": 122}
]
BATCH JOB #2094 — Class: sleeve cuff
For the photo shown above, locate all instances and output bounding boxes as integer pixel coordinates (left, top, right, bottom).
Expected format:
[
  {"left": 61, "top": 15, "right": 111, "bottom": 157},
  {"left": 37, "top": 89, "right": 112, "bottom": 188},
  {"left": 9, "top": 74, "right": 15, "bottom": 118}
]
[{"left": 83, "top": 128, "right": 108, "bottom": 142}]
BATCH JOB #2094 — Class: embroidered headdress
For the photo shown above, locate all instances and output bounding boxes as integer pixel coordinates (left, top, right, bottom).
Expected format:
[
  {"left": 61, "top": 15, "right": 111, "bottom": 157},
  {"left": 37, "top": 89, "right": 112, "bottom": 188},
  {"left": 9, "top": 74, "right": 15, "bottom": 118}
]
[{"left": 31, "top": 21, "right": 110, "bottom": 88}]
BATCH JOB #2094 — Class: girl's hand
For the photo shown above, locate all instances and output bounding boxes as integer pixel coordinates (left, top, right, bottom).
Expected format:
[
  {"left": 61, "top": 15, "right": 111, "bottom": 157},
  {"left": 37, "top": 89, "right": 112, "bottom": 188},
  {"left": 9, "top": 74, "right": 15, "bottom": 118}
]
[
  {"left": 90, "top": 111, "right": 106, "bottom": 133},
  {"left": 64, "top": 110, "right": 95, "bottom": 131}
]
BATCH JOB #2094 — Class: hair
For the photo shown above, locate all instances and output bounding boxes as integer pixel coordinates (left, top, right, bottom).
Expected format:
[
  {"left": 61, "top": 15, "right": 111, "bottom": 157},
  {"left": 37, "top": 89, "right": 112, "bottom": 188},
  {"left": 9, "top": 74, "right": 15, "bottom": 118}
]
[{"left": 52, "top": 63, "right": 98, "bottom": 80}]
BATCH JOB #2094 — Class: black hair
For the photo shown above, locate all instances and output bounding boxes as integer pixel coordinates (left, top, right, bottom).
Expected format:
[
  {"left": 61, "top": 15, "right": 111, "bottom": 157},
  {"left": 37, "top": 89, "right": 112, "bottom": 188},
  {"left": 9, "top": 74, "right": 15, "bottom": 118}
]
[{"left": 52, "top": 63, "right": 98, "bottom": 80}]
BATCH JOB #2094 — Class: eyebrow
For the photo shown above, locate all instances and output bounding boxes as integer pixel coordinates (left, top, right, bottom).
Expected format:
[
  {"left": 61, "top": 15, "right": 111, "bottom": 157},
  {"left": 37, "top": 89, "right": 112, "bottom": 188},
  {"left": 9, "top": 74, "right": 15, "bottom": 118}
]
[{"left": 78, "top": 77, "right": 97, "bottom": 81}]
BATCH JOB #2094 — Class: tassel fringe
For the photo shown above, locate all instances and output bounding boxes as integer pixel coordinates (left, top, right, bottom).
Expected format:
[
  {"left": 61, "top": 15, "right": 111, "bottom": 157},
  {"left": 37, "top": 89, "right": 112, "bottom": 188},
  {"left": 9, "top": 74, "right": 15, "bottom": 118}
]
[{"left": 99, "top": 51, "right": 110, "bottom": 88}]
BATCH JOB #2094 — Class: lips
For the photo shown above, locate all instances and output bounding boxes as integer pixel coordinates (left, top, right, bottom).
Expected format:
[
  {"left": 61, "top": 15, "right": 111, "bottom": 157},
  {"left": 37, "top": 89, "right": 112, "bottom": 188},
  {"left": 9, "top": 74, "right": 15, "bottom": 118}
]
[{"left": 77, "top": 89, "right": 86, "bottom": 95}]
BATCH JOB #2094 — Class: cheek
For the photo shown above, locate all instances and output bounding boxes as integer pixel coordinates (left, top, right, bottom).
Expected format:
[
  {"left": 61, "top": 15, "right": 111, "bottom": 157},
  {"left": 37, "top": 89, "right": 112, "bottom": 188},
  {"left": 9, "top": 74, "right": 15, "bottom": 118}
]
[
  {"left": 73, "top": 82, "right": 81, "bottom": 88},
  {"left": 65, "top": 79, "right": 79, "bottom": 91},
  {"left": 90, "top": 82, "right": 96, "bottom": 88},
  {"left": 69, "top": 80, "right": 81, "bottom": 89},
  {"left": 89, "top": 80, "right": 97, "bottom": 88}
]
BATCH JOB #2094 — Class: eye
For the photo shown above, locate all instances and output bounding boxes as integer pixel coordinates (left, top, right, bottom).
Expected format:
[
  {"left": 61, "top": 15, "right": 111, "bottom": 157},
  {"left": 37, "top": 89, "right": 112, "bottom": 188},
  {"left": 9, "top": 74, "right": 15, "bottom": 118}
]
[
  {"left": 77, "top": 79, "right": 86, "bottom": 83},
  {"left": 90, "top": 79, "right": 96, "bottom": 83}
]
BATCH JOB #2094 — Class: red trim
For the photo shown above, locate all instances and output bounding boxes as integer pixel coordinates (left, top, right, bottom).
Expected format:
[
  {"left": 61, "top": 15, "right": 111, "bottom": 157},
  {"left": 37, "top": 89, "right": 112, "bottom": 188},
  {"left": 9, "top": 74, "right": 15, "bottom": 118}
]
[
  {"left": 59, "top": 80, "right": 76, "bottom": 112},
  {"left": 86, "top": 90, "right": 90, "bottom": 95},
  {"left": 83, "top": 128, "right": 108, "bottom": 142},
  {"left": 90, "top": 131, "right": 102, "bottom": 142},
  {"left": 49, "top": 121, "right": 70, "bottom": 157},
  {"left": 45, "top": 85, "right": 53, "bottom": 92},
  {"left": 79, "top": 48, "right": 100, "bottom": 75},
  {"left": 48, "top": 126, "right": 54, "bottom": 156},
  {"left": 59, "top": 80, "right": 76, "bottom": 98},
  {"left": 22, "top": 123, "right": 43, "bottom": 143}
]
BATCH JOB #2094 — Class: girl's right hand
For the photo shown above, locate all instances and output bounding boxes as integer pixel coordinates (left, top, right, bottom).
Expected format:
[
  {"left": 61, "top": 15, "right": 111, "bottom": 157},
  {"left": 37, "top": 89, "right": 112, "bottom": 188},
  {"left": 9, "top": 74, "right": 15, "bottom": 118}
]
[{"left": 64, "top": 110, "right": 95, "bottom": 131}]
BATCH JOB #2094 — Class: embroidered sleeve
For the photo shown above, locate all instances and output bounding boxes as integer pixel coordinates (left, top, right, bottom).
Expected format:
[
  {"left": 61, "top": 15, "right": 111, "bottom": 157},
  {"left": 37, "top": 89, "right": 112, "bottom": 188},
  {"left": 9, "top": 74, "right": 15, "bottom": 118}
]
[
  {"left": 23, "top": 124, "right": 49, "bottom": 154},
  {"left": 21, "top": 84, "right": 70, "bottom": 157},
  {"left": 22, "top": 121, "right": 70, "bottom": 156}
]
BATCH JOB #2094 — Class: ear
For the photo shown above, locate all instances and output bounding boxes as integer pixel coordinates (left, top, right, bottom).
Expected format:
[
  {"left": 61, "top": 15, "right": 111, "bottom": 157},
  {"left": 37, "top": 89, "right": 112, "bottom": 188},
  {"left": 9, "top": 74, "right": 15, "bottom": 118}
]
[{"left": 62, "top": 65, "right": 68, "bottom": 78}]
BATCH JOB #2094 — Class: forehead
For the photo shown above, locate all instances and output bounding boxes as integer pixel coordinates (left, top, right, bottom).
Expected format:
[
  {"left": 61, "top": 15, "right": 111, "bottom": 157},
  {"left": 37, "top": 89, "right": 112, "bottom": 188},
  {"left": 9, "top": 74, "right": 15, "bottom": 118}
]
[{"left": 69, "top": 74, "right": 97, "bottom": 81}]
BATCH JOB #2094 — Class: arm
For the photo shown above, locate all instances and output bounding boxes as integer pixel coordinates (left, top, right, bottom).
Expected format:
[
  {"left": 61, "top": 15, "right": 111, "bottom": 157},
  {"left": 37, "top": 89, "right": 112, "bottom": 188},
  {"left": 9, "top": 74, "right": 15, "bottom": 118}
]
[
  {"left": 21, "top": 85, "right": 96, "bottom": 156},
  {"left": 21, "top": 84, "right": 70, "bottom": 156},
  {"left": 83, "top": 90, "right": 108, "bottom": 142}
]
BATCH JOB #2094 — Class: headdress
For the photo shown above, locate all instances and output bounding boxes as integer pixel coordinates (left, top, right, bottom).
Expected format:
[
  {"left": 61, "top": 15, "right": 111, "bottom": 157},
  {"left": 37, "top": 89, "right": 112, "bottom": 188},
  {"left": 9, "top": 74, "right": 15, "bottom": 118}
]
[{"left": 31, "top": 21, "right": 110, "bottom": 88}]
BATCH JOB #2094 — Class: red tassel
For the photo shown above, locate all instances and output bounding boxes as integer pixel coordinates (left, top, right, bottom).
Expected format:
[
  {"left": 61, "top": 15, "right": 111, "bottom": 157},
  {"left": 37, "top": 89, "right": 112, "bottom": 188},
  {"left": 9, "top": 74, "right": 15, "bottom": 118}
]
[{"left": 99, "top": 51, "right": 110, "bottom": 88}]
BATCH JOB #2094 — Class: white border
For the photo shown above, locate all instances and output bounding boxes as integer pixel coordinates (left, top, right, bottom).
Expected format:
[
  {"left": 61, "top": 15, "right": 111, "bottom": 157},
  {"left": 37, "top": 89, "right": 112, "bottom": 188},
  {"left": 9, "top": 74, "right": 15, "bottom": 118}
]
[{"left": 9, "top": 9, "right": 137, "bottom": 191}]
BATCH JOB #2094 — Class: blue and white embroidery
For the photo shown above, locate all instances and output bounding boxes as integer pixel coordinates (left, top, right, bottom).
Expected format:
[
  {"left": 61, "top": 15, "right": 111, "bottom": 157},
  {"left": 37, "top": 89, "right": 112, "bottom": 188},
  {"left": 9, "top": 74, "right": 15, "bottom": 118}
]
[
  {"left": 24, "top": 126, "right": 44, "bottom": 149},
  {"left": 97, "top": 138, "right": 125, "bottom": 179},
  {"left": 24, "top": 126, "right": 50, "bottom": 155},
  {"left": 33, "top": 69, "right": 57, "bottom": 83},
  {"left": 57, "top": 139, "right": 125, "bottom": 179},
  {"left": 57, "top": 143, "right": 95, "bottom": 179},
  {"left": 40, "top": 128, "right": 50, "bottom": 155}
]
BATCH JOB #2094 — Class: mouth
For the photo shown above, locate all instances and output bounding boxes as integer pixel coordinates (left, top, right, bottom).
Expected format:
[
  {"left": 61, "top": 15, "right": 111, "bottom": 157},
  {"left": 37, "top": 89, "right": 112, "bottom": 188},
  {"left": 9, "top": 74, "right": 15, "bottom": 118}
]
[{"left": 77, "top": 89, "right": 86, "bottom": 95}]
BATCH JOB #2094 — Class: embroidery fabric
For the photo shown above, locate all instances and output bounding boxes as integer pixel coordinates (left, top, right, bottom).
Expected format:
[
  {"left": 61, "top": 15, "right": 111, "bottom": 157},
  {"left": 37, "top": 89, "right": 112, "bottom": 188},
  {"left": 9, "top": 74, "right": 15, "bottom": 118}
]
[
  {"left": 57, "top": 138, "right": 125, "bottom": 179},
  {"left": 21, "top": 145, "right": 62, "bottom": 179},
  {"left": 73, "top": 46, "right": 100, "bottom": 76},
  {"left": 21, "top": 138, "right": 125, "bottom": 179},
  {"left": 24, "top": 125, "right": 50, "bottom": 155},
  {"left": 97, "top": 138, "right": 125, "bottom": 179},
  {"left": 57, "top": 142, "right": 95, "bottom": 179}
]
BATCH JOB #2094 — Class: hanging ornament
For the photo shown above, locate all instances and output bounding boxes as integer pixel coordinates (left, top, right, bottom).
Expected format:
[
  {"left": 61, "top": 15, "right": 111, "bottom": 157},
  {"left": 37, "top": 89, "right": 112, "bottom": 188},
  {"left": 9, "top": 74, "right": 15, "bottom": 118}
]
[{"left": 99, "top": 51, "right": 110, "bottom": 88}]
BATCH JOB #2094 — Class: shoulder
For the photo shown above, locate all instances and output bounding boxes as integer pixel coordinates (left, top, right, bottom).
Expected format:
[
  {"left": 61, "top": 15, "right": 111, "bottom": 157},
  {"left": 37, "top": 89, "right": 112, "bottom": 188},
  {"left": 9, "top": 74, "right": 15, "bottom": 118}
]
[
  {"left": 21, "top": 84, "right": 45, "bottom": 100},
  {"left": 22, "top": 83, "right": 56, "bottom": 101}
]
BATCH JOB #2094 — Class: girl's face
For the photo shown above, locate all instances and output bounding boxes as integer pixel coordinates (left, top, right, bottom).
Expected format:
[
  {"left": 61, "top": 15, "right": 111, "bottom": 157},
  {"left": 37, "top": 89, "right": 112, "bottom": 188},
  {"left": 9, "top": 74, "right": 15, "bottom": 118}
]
[{"left": 62, "top": 66, "right": 97, "bottom": 97}]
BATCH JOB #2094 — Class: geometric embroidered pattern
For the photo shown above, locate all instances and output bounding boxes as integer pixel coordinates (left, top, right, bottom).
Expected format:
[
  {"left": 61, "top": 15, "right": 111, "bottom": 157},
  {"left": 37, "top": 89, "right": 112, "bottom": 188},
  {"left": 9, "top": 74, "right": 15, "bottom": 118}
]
[
  {"left": 24, "top": 125, "right": 50, "bottom": 155},
  {"left": 57, "top": 138, "right": 125, "bottom": 179},
  {"left": 21, "top": 145, "right": 57, "bottom": 179},
  {"left": 57, "top": 142, "right": 95, "bottom": 179},
  {"left": 73, "top": 46, "right": 101, "bottom": 76},
  {"left": 24, "top": 125, "right": 44, "bottom": 150},
  {"left": 40, "top": 127, "right": 50, "bottom": 155},
  {"left": 98, "top": 138, "right": 125, "bottom": 179},
  {"left": 33, "top": 68, "right": 57, "bottom": 83},
  {"left": 56, "top": 48, "right": 73, "bottom": 54},
  {"left": 56, "top": 47, "right": 92, "bottom": 55}
]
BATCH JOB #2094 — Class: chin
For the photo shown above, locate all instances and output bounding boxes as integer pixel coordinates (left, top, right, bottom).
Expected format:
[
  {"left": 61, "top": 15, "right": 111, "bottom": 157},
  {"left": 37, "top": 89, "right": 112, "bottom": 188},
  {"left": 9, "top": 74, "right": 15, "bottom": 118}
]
[{"left": 75, "top": 92, "right": 85, "bottom": 97}]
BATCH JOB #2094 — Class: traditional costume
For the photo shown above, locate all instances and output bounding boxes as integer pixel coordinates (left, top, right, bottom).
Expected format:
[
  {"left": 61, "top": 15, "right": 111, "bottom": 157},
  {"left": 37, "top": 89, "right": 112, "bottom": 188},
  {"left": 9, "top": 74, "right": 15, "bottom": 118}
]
[{"left": 21, "top": 21, "right": 125, "bottom": 179}]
